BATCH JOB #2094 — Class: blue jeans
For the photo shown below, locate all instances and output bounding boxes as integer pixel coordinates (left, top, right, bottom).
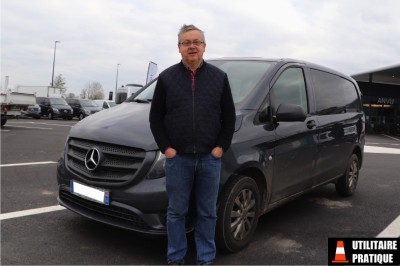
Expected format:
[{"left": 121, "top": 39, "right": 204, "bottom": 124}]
[{"left": 165, "top": 153, "right": 221, "bottom": 265}]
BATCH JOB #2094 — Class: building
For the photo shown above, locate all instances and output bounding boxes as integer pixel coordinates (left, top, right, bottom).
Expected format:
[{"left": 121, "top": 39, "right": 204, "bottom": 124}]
[{"left": 352, "top": 65, "right": 400, "bottom": 135}]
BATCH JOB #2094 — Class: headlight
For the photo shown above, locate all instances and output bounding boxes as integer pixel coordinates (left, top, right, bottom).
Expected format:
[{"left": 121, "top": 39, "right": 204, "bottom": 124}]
[
  {"left": 52, "top": 108, "right": 59, "bottom": 113},
  {"left": 146, "top": 151, "right": 166, "bottom": 179},
  {"left": 84, "top": 109, "right": 91, "bottom": 115}
]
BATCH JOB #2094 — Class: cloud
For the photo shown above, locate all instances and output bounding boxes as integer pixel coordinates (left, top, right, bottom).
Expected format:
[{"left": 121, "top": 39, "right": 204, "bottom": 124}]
[{"left": 2, "top": 0, "right": 400, "bottom": 96}]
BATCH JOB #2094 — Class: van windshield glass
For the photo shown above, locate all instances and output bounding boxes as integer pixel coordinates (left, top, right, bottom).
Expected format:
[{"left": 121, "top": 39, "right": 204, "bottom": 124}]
[
  {"left": 132, "top": 60, "right": 276, "bottom": 104},
  {"left": 80, "top": 100, "right": 98, "bottom": 107},
  {"left": 50, "top": 98, "right": 68, "bottom": 105}
]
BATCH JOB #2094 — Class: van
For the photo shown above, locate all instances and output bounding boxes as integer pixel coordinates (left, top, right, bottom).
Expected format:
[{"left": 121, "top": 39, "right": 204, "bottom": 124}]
[
  {"left": 115, "top": 84, "right": 143, "bottom": 104},
  {"left": 93, "top": 100, "right": 116, "bottom": 109},
  {"left": 36, "top": 97, "right": 73, "bottom": 120},
  {"left": 66, "top": 98, "right": 103, "bottom": 120},
  {"left": 57, "top": 58, "right": 365, "bottom": 252}
]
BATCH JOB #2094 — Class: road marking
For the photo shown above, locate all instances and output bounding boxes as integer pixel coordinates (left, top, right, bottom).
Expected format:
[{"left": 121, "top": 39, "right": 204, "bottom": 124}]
[
  {"left": 377, "top": 215, "right": 400, "bottom": 237},
  {"left": 4, "top": 125, "right": 53, "bottom": 130},
  {"left": 7, "top": 121, "right": 74, "bottom": 127},
  {"left": 367, "top": 142, "right": 400, "bottom": 146},
  {"left": 382, "top": 134, "right": 400, "bottom": 141},
  {"left": 0, "top": 161, "right": 57, "bottom": 167},
  {"left": 0, "top": 205, "right": 65, "bottom": 221},
  {"left": 364, "top": 145, "right": 400, "bottom": 154}
]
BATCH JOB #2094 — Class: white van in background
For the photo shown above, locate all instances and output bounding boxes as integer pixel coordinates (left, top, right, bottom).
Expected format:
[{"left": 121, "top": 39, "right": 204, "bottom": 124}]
[
  {"left": 115, "top": 84, "right": 143, "bottom": 104},
  {"left": 94, "top": 100, "right": 116, "bottom": 109}
]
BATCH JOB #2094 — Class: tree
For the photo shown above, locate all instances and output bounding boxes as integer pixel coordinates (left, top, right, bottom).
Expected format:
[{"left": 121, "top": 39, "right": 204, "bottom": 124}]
[
  {"left": 81, "top": 82, "right": 105, "bottom": 100},
  {"left": 52, "top": 74, "right": 67, "bottom": 96}
]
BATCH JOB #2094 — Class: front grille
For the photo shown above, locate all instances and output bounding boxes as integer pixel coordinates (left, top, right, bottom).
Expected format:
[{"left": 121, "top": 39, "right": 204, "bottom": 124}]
[
  {"left": 60, "top": 109, "right": 71, "bottom": 114},
  {"left": 66, "top": 138, "right": 146, "bottom": 184},
  {"left": 60, "top": 190, "right": 150, "bottom": 230}
]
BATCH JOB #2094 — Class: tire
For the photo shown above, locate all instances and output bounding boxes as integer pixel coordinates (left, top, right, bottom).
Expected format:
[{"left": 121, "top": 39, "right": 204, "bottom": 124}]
[
  {"left": 216, "top": 175, "right": 261, "bottom": 252},
  {"left": 48, "top": 112, "right": 53, "bottom": 120},
  {"left": 1, "top": 118, "right": 7, "bottom": 127},
  {"left": 79, "top": 113, "right": 84, "bottom": 120},
  {"left": 335, "top": 154, "right": 360, "bottom": 196}
]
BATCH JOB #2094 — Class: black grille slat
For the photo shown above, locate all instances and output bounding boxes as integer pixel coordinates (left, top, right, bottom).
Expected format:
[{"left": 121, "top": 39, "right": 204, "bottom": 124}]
[
  {"left": 66, "top": 138, "right": 145, "bottom": 184},
  {"left": 60, "top": 190, "right": 149, "bottom": 230}
]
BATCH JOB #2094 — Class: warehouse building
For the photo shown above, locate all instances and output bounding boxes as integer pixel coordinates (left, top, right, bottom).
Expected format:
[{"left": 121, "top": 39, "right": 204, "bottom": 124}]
[{"left": 352, "top": 65, "right": 400, "bottom": 135}]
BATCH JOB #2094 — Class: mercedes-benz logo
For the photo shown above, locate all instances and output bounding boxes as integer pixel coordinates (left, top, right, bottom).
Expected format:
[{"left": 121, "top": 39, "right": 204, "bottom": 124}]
[{"left": 85, "top": 148, "right": 101, "bottom": 171}]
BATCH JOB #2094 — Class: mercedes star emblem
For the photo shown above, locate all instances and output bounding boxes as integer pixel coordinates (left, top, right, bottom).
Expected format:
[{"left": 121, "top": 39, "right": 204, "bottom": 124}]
[{"left": 85, "top": 148, "right": 101, "bottom": 171}]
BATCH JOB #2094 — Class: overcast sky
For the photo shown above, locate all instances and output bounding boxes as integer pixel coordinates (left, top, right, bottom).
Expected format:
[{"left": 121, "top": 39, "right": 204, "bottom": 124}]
[{"left": 2, "top": 0, "right": 400, "bottom": 96}]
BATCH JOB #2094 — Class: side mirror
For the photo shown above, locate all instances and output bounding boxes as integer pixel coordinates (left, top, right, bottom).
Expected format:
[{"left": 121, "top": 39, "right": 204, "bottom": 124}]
[
  {"left": 258, "top": 106, "right": 271, "bottom": 123},
  {"left": 276, "top": 103, "right": 307, "bottom": 122}
]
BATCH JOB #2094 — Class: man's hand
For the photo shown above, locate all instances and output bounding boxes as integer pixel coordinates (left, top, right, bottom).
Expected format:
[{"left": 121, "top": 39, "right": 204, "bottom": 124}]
[
  {"left": 211, "top": 146, "right": 223, "bottom": 158},
  {"left": 164, "top": 147, "right": 177, "bottom": 159}
]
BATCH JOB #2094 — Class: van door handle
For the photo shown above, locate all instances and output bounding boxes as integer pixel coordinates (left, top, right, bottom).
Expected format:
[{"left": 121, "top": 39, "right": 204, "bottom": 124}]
[{"left": 307, "top": 120, "right": 316, "bottom": 129}]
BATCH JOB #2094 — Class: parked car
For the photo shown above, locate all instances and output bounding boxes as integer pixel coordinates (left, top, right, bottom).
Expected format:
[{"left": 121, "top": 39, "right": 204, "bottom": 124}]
[
  {"left": 93, "top": 100, "right": 116, "bottom": 109},
  {"left": 57, "top": 58, "right": 365, "bottom": 252},
  {"left": 21, "top": 104, "right": 41, "bottom": 119},
  {"left": 36, "top": 97, "right": 73, "bottom": 120},
  {"left": 66, "top": 99, "right": 103, "bottom": 120}
]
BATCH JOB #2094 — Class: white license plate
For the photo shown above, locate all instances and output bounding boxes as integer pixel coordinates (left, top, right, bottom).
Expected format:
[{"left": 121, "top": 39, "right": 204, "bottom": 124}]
[{"left": 70, "top": 180, "right": 110, "bottom": 205}]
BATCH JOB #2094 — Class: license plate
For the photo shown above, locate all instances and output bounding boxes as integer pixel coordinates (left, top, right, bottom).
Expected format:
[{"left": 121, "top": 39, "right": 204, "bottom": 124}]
[{"left": 70, "top": 180, "right": 110, "bottom": 205}]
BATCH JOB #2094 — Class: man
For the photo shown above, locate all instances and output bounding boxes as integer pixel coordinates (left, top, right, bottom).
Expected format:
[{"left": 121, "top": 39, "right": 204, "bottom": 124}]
[{"left": 149, "top": 24, "right": 236, "bottom": 265}]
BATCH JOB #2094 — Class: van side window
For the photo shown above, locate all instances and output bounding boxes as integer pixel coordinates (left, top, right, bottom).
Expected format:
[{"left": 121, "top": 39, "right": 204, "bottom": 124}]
[
  {"left": 311, "top": 69, "right": 360, "bottom": 115},
  {"left": 271, "top": 67, "right": 308, "bottom": 113}
]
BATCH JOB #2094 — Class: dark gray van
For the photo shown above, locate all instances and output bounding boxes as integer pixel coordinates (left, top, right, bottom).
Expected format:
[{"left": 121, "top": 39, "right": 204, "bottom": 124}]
[
  {"left": 57, "top": 58, "right": 365, "bottom": 252},
  {"left": 37, "top": 97, "right": 73, "bottom": 120},
  {"left": 66, "top": 98, "right": 103, "bottom": 120}
]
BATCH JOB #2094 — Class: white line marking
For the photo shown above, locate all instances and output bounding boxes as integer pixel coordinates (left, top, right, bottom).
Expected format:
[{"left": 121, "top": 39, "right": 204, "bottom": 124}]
[
  {"left": 0, "top": 161, "right": 57, "bottom": 167},
  {"left": 382, "top": 134, "right": 400, "bottom": 141},
  {"left": 366, "top": 142, "right": 400, "bottom": 146},
  {"left": 364, "top": 145, "right": 400, "bottom": 154},
  {"left": 6, "top": 125, "right": 53, "bottom": 130},
  {"left": 8, "top": 121, "right": 74, "bottom": 127},
  {"left": 0, "top": 205, "right": 65, "bottom": 221},
  {"left": 377, "top": 215, "right": 400, "bottom": 238}
]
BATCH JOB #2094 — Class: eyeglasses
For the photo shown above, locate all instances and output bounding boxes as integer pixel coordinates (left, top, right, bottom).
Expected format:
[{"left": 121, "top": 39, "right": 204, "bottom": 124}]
[{"left": 179, "top": 40, "right": 204, "bottom": 47}]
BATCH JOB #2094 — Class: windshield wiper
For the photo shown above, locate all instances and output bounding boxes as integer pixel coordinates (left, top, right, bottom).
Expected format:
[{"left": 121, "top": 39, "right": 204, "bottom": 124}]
[{"left": 132, "top": 99, "right": 152, "bottom": 103}]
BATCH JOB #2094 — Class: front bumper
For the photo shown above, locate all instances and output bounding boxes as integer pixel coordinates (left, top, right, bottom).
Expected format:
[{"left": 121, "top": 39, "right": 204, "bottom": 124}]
[{"left": 58, "top": 184, "right": 168, "bottom": 234}]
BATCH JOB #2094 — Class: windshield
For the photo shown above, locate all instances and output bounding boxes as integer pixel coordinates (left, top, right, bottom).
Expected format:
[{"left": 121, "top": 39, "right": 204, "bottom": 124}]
[
  {"left": 50, "top": 98, "right": 68, "bottom": 105},
  {"left": 132, "top": 60, "right": 275, "bottom": 104},
  {"left": 80, "top": 99, "right": 98, "bottom": 107}
]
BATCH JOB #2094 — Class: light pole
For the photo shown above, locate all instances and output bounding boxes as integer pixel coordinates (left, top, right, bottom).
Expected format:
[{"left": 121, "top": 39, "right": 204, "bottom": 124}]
[
  {"left": 50, "top": 41, "right": 60, "bottom": 95},
  {"left": 115, "top": 63, "right": 120, "bottom": 101}
]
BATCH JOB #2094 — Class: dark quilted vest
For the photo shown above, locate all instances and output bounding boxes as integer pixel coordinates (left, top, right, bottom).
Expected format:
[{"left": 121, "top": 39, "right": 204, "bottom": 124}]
[{"left": 150, "top": 61, "right": 235, "bottom": 154}]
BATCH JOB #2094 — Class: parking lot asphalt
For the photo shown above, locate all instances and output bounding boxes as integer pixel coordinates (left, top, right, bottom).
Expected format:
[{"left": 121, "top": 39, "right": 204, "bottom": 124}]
[{"left": 1, "top": 118, "right": 400, "bottom": 265}]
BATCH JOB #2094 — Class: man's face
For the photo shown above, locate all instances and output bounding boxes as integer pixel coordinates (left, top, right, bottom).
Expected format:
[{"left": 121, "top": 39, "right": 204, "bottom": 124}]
[{"left": 178, "top": 30, "right": 206, "bottom": 66}]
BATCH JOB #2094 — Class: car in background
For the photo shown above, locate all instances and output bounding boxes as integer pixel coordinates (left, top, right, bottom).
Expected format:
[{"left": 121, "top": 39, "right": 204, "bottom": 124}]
[
  {"left": 66, "top": 98, "right": 103, "bottom": 120},
  {"left": 93, "top": 100, "right": 116, "bottom": 110},
  {"left": 21, "top": 104, "right": 41, "bottom": 119},
  {"left": 36, "top": 97, "right": 73, "bottom": 120}
]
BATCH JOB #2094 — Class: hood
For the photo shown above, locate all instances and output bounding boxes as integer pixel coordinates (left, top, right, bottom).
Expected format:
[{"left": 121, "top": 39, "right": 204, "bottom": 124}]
[
  {"left": 83, "top": 106, "right": 103, "bottom": 111},
  {"left": 69, "top": 102, "right": 158, "bottom": 151},
  {"left": 54, "top": 104, "right": 71, "bottom": 109}
]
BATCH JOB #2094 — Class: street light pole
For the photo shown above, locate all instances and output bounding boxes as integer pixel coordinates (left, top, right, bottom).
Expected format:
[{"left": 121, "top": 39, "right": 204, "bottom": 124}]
[
  {"left": 115, "top": 63, "right": 120, "bottom": 101},
  {"left": 50, "top": 41, "right": 60, "bottom": 96}
]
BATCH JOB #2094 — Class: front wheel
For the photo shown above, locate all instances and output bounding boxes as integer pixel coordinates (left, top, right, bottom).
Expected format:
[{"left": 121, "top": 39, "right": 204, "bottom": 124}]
[
  {"left": 48, "top": 112, "right": 53, "bottom": 120},
  {"left": 216, "top": 175, "right": 261, "bottom": 252},
  {"left": 335, "top": 154, "right": 360, "bottom": 196}
]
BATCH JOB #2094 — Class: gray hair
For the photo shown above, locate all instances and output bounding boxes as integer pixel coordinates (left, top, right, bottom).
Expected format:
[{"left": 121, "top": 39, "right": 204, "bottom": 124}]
[{"left": 178, "top": 24, "right": 205, "bottom": 44}]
